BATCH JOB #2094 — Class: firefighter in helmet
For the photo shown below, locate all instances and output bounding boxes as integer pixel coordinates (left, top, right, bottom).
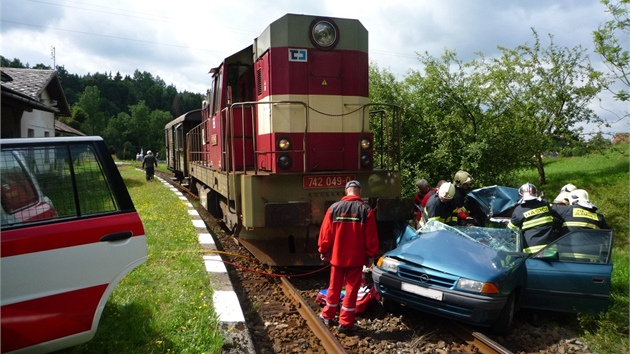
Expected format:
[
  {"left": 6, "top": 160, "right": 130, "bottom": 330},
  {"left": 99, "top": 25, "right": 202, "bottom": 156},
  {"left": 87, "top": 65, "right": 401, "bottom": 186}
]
[
  {"left": 508, "top": 183, "right": 561, "bottom": 253},
  {"left": 420, "top": 182, "right": 457, "bottom": 227},
  {"left": 552, "top": 183, "right": 577, "bottom": 205},
  {"left": 452, "top": 170, "right": 474, "bottom": 224},
  {"left": 553, "top": 189, "right": 610, "bottom": 235}
]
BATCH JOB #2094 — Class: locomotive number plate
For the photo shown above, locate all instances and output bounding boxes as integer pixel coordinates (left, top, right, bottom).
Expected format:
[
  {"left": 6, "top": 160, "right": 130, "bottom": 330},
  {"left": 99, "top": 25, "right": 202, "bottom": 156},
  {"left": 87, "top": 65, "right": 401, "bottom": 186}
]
[{"left": 303, "top": 175, "right": 355, "bottom": 189}]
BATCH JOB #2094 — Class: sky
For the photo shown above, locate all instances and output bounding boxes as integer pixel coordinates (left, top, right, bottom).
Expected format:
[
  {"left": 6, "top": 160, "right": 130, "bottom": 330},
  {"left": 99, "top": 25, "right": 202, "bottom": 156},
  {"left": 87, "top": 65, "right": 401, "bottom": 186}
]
[{"left": 1, "top": 0, "right": 627, "bottom": 136}]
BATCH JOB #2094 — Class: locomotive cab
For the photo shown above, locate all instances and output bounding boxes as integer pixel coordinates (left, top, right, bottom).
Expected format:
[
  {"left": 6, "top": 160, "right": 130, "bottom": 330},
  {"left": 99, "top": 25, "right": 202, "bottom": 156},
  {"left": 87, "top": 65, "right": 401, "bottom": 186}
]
[{"left": 179, "top": 14, "right": 406, "bottom": 266}]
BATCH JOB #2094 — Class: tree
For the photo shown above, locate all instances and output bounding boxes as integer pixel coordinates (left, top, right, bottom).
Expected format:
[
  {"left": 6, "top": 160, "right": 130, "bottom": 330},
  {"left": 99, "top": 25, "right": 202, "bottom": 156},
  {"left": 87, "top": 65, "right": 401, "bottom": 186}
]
[
  {"left": 593, "top": 0, "right": 630, "bottom": 103},
  {"left": 482, "top": 30, "right": 605, "bottom": 184},
  {"left": 402, "top": 50, "right": 525, "bottom": 190},
  {"left": 369, "top": 64, "right": 420, "bottom": 196},
  {"left": 75, "top": 86, "right": 106, "bottom": 135},
  {"left": 32, "top": 63, "right": 52, "bottom": 70},
  {"left": 129, "top": 101, "right": 151, "bottom": 151}
]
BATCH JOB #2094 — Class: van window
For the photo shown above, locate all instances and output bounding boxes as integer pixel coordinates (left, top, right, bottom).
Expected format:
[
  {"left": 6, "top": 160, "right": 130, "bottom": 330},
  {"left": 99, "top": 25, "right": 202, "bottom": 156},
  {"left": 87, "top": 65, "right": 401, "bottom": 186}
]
[{"left": 1, "top": 143, "right": 118, "bottom": 227}]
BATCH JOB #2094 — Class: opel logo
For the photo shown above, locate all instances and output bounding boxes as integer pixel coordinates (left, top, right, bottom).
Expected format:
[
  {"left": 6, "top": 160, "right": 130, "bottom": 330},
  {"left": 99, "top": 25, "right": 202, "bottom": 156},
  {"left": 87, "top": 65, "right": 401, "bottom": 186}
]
[{"left": 419, "top": 273, "right": 430, "bottom": 283}]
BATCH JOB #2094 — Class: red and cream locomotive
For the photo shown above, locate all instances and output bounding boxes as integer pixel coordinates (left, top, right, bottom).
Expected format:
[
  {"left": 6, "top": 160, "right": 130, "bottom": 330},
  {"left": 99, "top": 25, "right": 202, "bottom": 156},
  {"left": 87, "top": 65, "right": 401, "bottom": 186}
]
[{"left": 166, "top": 14, "right": 406, "bottom": 266}]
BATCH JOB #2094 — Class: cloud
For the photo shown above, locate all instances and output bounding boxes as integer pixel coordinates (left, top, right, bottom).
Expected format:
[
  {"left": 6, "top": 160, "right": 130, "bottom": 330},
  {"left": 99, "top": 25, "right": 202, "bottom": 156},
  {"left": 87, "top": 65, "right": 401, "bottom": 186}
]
[{"left": 1, "top": 0, "right": 625, "bottom": 134}]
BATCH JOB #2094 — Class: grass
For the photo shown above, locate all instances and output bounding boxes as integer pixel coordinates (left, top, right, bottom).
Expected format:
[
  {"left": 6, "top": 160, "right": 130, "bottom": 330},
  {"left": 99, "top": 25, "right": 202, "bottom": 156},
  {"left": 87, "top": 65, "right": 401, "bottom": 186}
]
[
  {"left": 516, "top": 144, "right": 629, "bottom": 354},
  {"left": 61, "top": 149, "right": 628, "bottom": 353},
  {"left": 59, "top": 164, "right": 224, "bottom": 354}
]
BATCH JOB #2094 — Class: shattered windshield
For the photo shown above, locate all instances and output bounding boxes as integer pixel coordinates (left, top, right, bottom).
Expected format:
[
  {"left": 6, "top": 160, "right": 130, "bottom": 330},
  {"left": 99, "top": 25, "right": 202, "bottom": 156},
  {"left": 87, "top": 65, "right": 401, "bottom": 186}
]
[{"left": 418, "top": 220, "right": 519, "bottom": 252}]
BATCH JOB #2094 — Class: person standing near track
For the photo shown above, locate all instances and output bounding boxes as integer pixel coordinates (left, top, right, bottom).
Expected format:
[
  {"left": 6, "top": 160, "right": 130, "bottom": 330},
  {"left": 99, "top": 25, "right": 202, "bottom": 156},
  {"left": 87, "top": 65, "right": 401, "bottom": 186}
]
[
  {"left": 318, "top": 180, "right": 379, "bottom": 333},
  {"left": 142, "top": 150, "right": 157, "bottom": 181}
]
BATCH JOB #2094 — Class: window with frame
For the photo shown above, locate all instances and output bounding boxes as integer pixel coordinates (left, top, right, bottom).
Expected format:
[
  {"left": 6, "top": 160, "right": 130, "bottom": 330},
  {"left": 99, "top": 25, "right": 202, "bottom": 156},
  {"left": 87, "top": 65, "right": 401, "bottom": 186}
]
[{"left": 1, "top": 143, "right": 118, "bottom": 228}]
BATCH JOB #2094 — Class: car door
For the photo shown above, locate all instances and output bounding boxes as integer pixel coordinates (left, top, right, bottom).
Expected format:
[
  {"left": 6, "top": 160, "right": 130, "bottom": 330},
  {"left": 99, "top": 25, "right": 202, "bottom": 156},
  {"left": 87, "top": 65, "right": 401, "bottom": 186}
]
[
  {"left": 522, "top": 229, "right": 613, "bottom": 314},
  {"left": 1, "top": 138, "right": 147, "bottom": 354}
]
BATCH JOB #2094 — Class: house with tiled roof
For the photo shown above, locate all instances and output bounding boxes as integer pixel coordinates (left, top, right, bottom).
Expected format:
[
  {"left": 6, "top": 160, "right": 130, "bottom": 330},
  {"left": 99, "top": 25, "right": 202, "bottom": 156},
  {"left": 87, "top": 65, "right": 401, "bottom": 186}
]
[{"left": 1, "top": 68, "right": 72, "bottom": 138}]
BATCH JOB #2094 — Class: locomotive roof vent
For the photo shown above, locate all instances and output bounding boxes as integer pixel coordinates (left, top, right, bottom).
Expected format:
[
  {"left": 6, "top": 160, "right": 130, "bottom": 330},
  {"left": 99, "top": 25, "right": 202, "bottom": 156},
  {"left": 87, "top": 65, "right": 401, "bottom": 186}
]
[{"left": 309, "top": 18, "right": 339, "bottom": 50}]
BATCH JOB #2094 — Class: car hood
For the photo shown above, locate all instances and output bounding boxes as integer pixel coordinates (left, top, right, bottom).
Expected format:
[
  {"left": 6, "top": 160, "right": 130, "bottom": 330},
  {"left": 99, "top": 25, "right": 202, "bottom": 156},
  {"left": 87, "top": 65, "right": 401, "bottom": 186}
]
[{"left": 387, "top": 227, "right": 521, "bottom": 281}]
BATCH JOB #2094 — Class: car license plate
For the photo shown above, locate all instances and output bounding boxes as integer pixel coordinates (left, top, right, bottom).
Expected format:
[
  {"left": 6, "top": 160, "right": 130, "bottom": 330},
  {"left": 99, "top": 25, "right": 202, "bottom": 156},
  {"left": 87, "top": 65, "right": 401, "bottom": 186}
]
[
  {"left": 303, "top": 175, "right": 355, "bottom": 189},
  {"left": 401, "top": 282, "right": 444, "bottom": 301}
]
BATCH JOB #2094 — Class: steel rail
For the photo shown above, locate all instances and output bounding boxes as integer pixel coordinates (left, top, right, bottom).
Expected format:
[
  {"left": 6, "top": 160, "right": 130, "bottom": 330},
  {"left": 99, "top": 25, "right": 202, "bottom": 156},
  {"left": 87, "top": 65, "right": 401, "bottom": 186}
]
[
  {"left": 280, "top": 277, "right": 347, "bottom": 354},
  {"left": 449, "top": 321, "right": 513, "bottom": 354}
]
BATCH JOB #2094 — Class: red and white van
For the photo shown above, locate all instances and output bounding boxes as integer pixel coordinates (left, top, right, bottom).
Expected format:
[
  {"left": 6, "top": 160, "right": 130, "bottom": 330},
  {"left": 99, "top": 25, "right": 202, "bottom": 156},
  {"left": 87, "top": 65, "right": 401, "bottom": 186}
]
[{"left": 1, "top": 137, "right": 147, "bottom": 353}]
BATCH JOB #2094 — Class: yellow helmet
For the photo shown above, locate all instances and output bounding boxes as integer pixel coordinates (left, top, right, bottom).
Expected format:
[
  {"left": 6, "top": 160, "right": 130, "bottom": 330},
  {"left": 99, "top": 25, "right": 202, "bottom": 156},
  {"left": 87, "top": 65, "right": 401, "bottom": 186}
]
[{"left": 454, "top": 170, "right": 474, "bottom": 187}]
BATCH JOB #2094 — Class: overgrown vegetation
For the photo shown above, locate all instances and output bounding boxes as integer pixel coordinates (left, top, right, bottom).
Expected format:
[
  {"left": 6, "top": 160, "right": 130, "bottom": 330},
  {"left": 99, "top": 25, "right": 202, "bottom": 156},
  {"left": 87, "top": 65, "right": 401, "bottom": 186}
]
[{"left": 59, "top": 165, "right": 224, "bottom": 354}]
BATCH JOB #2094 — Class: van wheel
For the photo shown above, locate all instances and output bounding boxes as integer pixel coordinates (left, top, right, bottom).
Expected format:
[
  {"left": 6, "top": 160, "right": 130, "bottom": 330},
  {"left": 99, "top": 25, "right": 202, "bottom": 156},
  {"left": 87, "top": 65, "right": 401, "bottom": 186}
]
[{"left": 492, "top": 292, "right": 515, "bottom": 335}]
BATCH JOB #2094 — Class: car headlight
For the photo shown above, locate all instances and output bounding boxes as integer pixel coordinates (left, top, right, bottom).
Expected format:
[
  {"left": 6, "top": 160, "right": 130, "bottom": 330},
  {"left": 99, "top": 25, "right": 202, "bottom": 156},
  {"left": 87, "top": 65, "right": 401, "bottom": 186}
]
[
  {"left": 379, "top": 257, "right": 401, "bottom": 273},
  {"left": 456, "top": 278, "right": 499, "bottom": 294}
]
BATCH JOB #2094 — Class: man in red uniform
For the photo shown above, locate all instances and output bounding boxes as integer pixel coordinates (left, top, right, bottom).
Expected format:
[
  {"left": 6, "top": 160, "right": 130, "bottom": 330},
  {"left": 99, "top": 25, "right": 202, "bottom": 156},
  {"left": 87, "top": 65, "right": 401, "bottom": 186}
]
[
  {"left": 318, "top": 180, "right": 379, "bottom": 333},
  {"left": 413, "top": 179, "right": 435, "bottom": 224}
]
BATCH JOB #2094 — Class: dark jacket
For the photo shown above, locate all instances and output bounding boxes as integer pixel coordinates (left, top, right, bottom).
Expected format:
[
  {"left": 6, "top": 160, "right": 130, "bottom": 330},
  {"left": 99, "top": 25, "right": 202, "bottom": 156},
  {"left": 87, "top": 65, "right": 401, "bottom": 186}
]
[
  {"left": 318, "top": 195, "right": 379, "bottom": 267},
  {"left": 508, "top": 198, "right": 560, "bottom": 251},
  {"left": 553, "top": 203, "right": 610, "bottom": 235},
  {"left": 142, "top": 155, "right": 157, "bottom": 169},
  {"left": 420, "top": 193, "right": 456, "bottom": 226}
]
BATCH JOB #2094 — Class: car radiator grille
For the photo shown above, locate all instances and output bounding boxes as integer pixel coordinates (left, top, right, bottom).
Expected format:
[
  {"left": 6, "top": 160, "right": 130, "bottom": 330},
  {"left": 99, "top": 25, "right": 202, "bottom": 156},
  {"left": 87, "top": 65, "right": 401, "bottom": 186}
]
[{"left": 398, "top": 265, "right": 456, "bottom": 288}]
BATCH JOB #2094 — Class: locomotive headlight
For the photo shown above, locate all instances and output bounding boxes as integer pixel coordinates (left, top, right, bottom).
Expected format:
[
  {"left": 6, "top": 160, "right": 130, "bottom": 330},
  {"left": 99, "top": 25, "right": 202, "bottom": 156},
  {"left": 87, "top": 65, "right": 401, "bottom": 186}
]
[
  {"left": 277, "top": 154, "right": 293, "bottom": 169},
  {"left": 360, "top": 138, "right": 372, "bottom": 150},
  {"left": 277, "top": 138, "right": 292, "bottom": 151},
  {"left": 360, "top": 153, "right": 372, "bottom": 168},
  {"left": 310, "top": 19, "right": 339, "bottom": 50}
]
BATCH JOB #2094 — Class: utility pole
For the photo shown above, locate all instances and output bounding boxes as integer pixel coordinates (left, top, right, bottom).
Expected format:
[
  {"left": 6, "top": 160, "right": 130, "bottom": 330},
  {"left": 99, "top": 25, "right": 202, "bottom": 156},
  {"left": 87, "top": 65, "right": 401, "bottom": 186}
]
[{"left": 50, "top": 46, "right": 55, "bottom": 70}]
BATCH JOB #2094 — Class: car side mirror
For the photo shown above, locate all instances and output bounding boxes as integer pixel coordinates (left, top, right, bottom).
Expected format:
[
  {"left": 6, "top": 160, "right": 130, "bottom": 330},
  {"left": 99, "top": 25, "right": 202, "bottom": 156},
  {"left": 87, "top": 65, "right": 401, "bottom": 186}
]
[{"left": 534, "top": 248, "right": 559, "bottom": 261}]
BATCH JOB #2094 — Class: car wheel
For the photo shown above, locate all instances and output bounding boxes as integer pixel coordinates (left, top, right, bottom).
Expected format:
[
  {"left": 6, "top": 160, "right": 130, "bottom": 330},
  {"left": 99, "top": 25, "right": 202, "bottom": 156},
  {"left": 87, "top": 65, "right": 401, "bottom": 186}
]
[
  {"left": 492, "top": 292, "right": 515, "bottom": 335},
  {"left": 381, "top": 296, "right": 402, "bottom": 314}
]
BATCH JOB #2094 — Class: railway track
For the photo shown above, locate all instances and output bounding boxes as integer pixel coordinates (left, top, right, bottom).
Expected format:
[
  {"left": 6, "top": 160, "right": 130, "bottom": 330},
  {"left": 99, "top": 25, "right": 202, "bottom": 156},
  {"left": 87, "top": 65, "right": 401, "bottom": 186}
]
[{"left": 156, "top": 169, "right": 516, "bottom": 354}]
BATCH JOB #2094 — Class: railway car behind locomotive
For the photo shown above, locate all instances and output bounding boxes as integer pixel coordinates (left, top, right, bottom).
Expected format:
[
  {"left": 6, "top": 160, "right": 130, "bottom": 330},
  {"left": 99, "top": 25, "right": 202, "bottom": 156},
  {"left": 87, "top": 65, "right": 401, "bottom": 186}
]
[
  {"left": 165, "top": 109, "right": 202, "bottom": 184},
  {"left": 166, "top": 14, "right": 409, "bottom": 266}
]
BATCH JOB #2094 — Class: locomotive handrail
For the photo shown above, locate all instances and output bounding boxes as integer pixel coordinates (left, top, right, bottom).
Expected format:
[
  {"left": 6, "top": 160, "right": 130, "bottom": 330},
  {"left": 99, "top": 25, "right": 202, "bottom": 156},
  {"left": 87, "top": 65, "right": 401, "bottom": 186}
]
[
  {"left": 225, "top": 101, "right": 308, "bottom": 215},
  {"left": 187, "top": 100, "right": 401, "bottom": 221},
  {"left": 229, "top": 100, "right": 309, "bottom": 175},
  {"left": 372, "top": 103, "right": 402, "bottom": 171}
]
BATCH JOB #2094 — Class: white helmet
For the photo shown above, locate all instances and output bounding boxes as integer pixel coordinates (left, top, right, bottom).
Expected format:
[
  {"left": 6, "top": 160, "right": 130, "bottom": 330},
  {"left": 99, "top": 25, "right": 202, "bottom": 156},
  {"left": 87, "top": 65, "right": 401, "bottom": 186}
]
[
  {"left": 453, "top": 170, "right": 474, "bottom": 187},
  {"left": 553, "top": 191, "right": 571, "bottom": 205},
  {"left": 561, "top": 183, "right": 577, "bottom": 193},
  {"left": 518, "top": 183, "right": 538, "bottom": 201},
  {"left": 570, "top": 189, "right": 589, "bottom": 204},
  {"left": 438, "top": 182, "right": 456, "bottom": 200}
]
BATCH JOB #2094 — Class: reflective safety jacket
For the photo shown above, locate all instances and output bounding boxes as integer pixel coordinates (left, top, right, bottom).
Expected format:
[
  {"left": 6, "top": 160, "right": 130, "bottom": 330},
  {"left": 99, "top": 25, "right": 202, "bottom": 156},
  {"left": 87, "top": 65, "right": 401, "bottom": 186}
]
[
  {"left": 420, "top": 193, "right": 457, "bottom": 227},
  {"left": 508, "top": 198, "right": 560, "bottom": 252},
  {"left": 553, "top": 204, "right": 610, "bottom": 235},
  {"left": 318, "top": 195, "right": 379, "bottom": 267}
]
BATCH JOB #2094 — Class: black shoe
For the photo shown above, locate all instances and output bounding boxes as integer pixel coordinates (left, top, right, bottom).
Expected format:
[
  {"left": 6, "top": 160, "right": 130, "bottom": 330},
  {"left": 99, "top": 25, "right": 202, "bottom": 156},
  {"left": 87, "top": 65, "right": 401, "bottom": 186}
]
[{"left": 337, "top": 324, "right": 356, "bottom": 333}]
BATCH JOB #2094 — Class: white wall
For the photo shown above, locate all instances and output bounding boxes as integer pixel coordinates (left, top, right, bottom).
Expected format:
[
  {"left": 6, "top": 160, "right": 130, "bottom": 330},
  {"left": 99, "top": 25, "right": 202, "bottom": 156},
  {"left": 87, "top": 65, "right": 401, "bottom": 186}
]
[{"left": 21, "top": 90, "right": 55, "bottom": 138}]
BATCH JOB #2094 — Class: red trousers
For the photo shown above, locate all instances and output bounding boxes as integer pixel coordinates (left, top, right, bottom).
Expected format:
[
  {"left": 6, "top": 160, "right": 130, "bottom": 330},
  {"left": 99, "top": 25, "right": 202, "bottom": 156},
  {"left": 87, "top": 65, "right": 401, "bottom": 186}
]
[{"left": 320, "top": 265, "right": 363, "bottom": 327}]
